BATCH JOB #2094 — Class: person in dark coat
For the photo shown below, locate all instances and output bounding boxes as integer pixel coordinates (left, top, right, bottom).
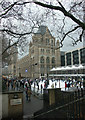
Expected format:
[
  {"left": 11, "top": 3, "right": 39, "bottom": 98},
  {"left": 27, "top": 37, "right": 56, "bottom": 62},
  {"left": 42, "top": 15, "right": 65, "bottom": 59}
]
[
  {"left": 28, "top": 88, "right": 32, "bottom": 101},
  {"left": 41, "top": 84, "right": 43, "bottom": 93},
  {"left": 37, "top": 84, "right": 39, "bottom": 92},
  {"left": 25, "top": 86, "right": 28, "bottom": 101},
  {"left": 67, "top": 82, "right": 70, "bottom": 89}
]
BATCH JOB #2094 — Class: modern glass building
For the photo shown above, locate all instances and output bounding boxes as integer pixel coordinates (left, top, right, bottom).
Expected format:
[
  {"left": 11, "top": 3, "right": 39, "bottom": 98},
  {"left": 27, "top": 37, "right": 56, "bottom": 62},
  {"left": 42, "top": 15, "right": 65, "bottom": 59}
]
[
  {"left": 80, "top": 47, "right": 85, "bottom": 64},
  {"left": 61, "top": 47, "right": 85, "bottom": 66},
  {"left": 61, "top": 51, "right": 65, "bottom": 66},
  {"left": 66, "top": 52, "right": 71, "bottom": 66}
]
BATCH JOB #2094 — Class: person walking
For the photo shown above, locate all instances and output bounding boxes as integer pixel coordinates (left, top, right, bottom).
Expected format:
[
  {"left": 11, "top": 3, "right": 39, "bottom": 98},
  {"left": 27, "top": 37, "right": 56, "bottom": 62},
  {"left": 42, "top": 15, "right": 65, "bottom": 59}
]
[
  {"left": 13, "top": 80, "right": 16, "bottom": 90},
  {"left": 11, "top": 79, "right": 13, "bottom": 89},
  {"left": 37, "top": 84, "right": 39, "bottom": 93},
  {"left": 34, "top": 82, "right": 35, "bottom": 93},
  {"left": 16, "top": 80, "right": 19, "bottom": 90},
  {"left": 55, "top": 82, "right": 57, "bottom": 88},
  {"left": 41, "top": 84, "right": 43, "bottom": 94},
  {"left": 67, "top": 82, "right": 70, "bottom": 90},
  {"left": 28, "top": 88, "right": 32, "bottom": 101},
  {"left": 65, "top": 82, "right": 67, "bottom": 91},
  {"left": 6, "top": 80, "right": 9, "bottom": 90},
  {"left": 25, "top": 85, "right": 28, "bottom": 101},
  {"left": 44, "top": 82, "right": 46, "bottom": 88},
  {"left": 80, "top": 82, "right": 81, "bottom": 88}
]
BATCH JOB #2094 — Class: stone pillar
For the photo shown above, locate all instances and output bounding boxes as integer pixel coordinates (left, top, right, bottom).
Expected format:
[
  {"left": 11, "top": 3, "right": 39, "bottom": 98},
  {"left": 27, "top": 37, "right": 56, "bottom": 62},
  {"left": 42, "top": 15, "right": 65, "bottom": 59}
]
[
  {"left": 48, "top": 89, "right": 55, "bottom": 105},
  {"left": 43, "top": 88, "right": 61, "bottom": 107},
  {"left": 2, "top": 91, "right": 23, "bottom": 119},
  {"left": 8, "top": 91, "right": 23, "bottom": 118},
  {"left": 48, "top": 88, "right": 61, "bottom": 105}
]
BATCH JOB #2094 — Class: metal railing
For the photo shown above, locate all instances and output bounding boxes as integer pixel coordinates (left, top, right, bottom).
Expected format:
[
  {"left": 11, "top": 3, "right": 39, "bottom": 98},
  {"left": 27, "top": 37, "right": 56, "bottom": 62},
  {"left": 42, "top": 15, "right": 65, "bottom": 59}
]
[{"left": 33, "top": 88, "right": 85, "bottom": 119}]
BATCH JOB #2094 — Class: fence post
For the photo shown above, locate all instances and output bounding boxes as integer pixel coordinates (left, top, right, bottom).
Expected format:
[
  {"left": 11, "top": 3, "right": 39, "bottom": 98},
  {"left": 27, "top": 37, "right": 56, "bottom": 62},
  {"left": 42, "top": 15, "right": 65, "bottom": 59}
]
[
  {"left": 75, "top": 91, "right": 78, "bottom": 119},
  {"left": 81, "top": 88, "right": 84, "bottom": 119},
  {"left": 81, "top": 88, "right": 83, "bottom": 97},
  {"left": 78, "top": 89, "right": 80, "bottom": 119},
  {"left": 73, "top": 92, "right": 75, "bottom": 119}
]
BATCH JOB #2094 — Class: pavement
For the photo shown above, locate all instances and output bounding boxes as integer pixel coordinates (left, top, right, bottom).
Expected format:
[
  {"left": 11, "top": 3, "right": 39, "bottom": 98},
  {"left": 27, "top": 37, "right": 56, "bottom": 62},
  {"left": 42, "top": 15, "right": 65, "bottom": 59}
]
[
  {"left": 6, "top": 84, "right": 83, "bottom": 119},
  {"left": 22, "top": 91, "right": 43, "bottom": 120},
  {"left": 22, "top": 86, "right": 81, "bottom": 120},
  {"left": 7, "top": 85, "right": 43, "bottom": 120}
]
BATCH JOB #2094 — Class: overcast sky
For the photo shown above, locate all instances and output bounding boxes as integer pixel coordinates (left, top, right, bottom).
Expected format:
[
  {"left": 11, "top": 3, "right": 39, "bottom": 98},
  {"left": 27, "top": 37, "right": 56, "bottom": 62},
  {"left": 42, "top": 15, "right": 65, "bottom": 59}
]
[{"left": 0, "top": 0, "right": 84, "bottom": 58}]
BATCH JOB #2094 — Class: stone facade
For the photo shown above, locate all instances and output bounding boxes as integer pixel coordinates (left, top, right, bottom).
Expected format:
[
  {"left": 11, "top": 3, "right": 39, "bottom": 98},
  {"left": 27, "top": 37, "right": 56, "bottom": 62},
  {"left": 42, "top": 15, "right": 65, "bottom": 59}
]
[
  {"left": 10, "top": 26, "right": 61, "bottom": 79},
  {"left": 2, "top": 91, "right": 23, "bottom": 119},
  {"left": 16, "top": 55, "right": 29, "bottom": 78},
  {"left": 16, "top": 26, "right": 61, "bottom": 79},
  {"left": 7, "top": 45, "right": 18, "bottom": 78}
]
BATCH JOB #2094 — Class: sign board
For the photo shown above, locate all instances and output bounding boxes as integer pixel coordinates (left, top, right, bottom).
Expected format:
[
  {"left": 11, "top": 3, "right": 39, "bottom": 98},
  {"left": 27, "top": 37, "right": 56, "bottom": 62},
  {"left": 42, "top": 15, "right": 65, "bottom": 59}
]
[{"left": 10, "top": 98, "right": 22, "bottom": 106}]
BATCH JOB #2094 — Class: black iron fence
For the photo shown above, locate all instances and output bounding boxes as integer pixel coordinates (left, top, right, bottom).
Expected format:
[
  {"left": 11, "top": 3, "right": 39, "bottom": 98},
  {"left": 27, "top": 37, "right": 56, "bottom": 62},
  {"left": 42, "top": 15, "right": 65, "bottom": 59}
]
[{"left": 33, "top": 88, "right": 85, "bottom": 119}]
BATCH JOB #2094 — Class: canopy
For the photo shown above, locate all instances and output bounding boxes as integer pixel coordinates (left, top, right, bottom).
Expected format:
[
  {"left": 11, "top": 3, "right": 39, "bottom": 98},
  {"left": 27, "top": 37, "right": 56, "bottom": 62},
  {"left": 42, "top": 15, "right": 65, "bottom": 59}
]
[{"left": 50, "top": 64, "right": 85, "bottom": 71}]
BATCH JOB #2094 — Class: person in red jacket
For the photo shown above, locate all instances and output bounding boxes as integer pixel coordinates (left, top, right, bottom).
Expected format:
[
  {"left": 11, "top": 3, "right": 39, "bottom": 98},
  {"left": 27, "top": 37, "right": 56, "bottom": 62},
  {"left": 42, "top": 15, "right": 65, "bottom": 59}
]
[{"left": 65, "top": 82, "right": 67, "bottom": 90}]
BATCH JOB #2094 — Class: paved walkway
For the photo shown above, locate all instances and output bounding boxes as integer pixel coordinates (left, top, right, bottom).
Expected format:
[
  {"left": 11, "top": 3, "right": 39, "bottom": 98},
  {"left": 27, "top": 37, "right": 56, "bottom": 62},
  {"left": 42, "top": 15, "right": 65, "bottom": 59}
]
[
  {"left": 6, "top": 84, "right": 83, "bottom": 119},
  {"left": 6, "top": 85, "right": 43, "bottom": 119},
  {"left": 23, "top": 91, "right": 43, "bottom": 119}
]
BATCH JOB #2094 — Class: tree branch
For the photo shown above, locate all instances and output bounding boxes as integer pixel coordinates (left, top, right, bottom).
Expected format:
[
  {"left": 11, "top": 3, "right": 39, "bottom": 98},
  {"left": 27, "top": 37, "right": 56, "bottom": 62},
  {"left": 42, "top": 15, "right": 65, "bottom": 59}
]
[
  {"left": 0, "top": 2, "right": 18, "bottom": 17},
  {"left": 0, "top": 28, "right": 33, "bottom": 36},
  {"left": 60, "top": 26, "right": 80, "bottom": 46},
  {"left": 0, "top": 1, "right": 85, "bottom": 30},
  {"left": 72, "top": 29, "right": 84, "bottom": 46},
  {"left": 2, "top": 40, "right": 19, "bottom": 55},
  {"left": 68, "top": 1, "right": 82, "bottom": 13},
  {"left": 34, "top": 1, "right": 85, "bottom": 30}
]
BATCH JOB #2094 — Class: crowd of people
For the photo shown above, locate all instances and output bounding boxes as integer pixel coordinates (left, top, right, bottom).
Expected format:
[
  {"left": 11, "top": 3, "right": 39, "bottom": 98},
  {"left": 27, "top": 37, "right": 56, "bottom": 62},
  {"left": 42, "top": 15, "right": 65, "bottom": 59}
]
[{"left": 3, "top": 76, "right": 83, "bottom": 101}]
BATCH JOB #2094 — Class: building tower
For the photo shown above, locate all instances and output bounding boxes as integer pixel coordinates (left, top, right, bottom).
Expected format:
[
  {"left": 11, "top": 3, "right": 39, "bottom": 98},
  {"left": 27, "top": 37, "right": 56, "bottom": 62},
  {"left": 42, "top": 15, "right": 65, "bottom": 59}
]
[{"left": 29, "top": 26, "right": 61, "bottom": 79}]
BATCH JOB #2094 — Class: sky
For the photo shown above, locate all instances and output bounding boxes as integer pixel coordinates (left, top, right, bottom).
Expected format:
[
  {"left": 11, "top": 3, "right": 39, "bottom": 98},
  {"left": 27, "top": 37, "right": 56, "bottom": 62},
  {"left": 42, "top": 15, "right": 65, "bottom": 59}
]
[
  {"left": 23, "top": 0, "right": 84, "bottom": 53},
  {"left": 0, "top": 0, "right": 84, "bottom": 58}
]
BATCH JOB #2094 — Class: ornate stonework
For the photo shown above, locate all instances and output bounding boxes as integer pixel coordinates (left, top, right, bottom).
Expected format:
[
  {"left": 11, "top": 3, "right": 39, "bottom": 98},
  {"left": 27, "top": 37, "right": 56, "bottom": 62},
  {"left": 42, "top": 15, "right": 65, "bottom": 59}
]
[{"left": 15, "top": 26, "right": 61, "bottom": 79}]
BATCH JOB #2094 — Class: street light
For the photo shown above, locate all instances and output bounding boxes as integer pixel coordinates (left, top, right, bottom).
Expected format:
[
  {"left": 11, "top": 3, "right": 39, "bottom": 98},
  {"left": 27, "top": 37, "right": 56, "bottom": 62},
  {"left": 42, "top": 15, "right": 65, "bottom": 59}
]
[
  {"left": 19, "top": 67, "right": 21, "bottom": 78},
  {"left": 32, "top": 63, "right": 38, "bottom": 79}
]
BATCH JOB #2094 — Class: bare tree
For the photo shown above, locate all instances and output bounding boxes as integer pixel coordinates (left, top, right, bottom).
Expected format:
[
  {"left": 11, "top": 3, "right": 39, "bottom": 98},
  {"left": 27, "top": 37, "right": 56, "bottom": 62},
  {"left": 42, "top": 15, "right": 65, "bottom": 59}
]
[
  {"left": 0, "top": 0, "right": 85, "bottom": 56},
  {"left": 0, "top": 0, "right": 47, "bottom": 59},
  {"left": 33, "top": 0, "right": 85, "bottom": 47}
]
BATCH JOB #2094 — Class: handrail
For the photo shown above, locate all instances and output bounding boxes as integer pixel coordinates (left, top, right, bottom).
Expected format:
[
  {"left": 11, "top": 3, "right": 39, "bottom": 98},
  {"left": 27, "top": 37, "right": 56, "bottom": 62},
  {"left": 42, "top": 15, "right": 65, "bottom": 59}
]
[{"left": 33, "top": 95, "right": 85, "bottom": 118}]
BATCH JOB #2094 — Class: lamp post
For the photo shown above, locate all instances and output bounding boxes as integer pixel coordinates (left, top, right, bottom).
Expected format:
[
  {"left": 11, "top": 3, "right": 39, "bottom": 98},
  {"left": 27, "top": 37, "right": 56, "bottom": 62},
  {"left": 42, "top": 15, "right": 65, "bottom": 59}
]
[
  {"left": 19, "top": 67, "right": 21, "bottom": 78},
  {"left": 32, "top": 63, "right": 38, "bottom": 79},
  {"left": 13, "top": 65, "right": 16, "bottom": 78}
]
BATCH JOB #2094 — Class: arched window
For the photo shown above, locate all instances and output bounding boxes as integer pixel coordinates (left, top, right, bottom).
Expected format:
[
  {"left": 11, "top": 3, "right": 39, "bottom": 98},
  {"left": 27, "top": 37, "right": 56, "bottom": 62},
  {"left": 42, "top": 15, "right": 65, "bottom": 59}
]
[
  {"left": 46, "top": 38, "right": 49, "bottom": 45},
  {"left": 52, "top": 57, "right": 55, "bottom": 63},
  {"left": 46, "top": 57, "right": 50, "bottom": 63},
  {"left": 46, "top": 65, "right": 50, "bottom": 72},
  {"left": 40, "top": 65, "right": 44, "bottom": 72},
  {"left": 40, "top": 56, "right": 44, "bottom": 63},
  {"left": 52, "top": 49, "right": 55, "bottom": 55},
  {"left": 41, "top": 48, "right": 44, "bottom": 54},
  {"left": 51, "top": 39, "right": 54, "bottom": 45}
]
